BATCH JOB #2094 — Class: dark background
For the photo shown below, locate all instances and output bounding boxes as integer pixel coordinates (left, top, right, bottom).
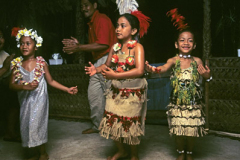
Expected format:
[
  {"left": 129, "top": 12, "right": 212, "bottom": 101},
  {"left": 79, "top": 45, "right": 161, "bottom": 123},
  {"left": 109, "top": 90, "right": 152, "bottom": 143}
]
[{"left": 0, "top": 0, "right": 239, "bottom": 63}]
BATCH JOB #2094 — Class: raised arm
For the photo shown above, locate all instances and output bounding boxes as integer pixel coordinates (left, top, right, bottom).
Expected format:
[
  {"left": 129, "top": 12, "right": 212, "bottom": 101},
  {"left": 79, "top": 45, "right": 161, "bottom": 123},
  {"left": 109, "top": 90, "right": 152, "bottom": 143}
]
[
  {"left": 62, "top": 37, "right": 108, "bottom": 54},
  {"left": 145, "top": 57, "right": 175, "bottom": 74},
  {"left": 194, "top": 57, "right": 211, "bottom": 79},
  {"left": 0, "top": 54, "right": 15, "bottom": 77}
]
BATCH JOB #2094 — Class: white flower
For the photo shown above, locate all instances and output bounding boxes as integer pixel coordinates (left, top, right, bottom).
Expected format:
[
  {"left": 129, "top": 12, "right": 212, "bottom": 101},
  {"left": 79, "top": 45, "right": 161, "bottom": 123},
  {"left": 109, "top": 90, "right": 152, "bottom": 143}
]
[{"left": 15, "top": 28, "right": 43, "bottom": 48}]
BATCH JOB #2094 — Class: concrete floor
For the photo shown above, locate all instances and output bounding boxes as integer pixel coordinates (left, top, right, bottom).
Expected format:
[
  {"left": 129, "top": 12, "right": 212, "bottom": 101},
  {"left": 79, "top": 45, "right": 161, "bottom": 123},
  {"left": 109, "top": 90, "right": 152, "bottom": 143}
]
[{"left": 0, "top": 119, "right": 240, "bottom": 160}]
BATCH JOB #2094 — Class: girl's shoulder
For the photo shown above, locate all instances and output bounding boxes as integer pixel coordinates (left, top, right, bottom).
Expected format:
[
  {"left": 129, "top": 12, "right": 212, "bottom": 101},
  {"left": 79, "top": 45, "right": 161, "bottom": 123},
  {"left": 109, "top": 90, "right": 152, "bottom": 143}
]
[
  {"left": 167, "top": 56, "right": 177, "bottom": 63},
  {"left": 36, "top": 56, "right": 47, "bottom": 67},
  {"left": 192, "top": 56, "right": 203, "bottom": 65}
]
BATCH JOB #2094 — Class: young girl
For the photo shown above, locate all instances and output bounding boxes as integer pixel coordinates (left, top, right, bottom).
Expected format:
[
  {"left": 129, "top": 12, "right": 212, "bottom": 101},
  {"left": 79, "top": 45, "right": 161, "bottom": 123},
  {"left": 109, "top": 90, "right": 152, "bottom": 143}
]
[
  {"left": 85, "top": 12, "right": 150, "bottom": 160},
  {"left": 9, "top": 28, "right": 78, "bottom": 160},
  {"left": 145, "top": 29, "right": 211, "bottom": 160}
]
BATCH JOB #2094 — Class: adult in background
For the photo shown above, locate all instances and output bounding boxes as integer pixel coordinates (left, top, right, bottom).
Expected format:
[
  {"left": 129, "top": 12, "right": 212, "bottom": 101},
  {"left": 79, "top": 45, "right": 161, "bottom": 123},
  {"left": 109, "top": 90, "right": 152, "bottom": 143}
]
[{"left": 62, "top": 0, "right": 117, "bottom": 134}]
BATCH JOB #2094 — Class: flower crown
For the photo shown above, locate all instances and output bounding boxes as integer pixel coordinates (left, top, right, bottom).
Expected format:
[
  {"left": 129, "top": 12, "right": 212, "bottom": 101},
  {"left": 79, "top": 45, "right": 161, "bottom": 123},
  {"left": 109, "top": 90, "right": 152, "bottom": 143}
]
[{"left": 13, "top": 28, "right": 43, "bottom": 48}]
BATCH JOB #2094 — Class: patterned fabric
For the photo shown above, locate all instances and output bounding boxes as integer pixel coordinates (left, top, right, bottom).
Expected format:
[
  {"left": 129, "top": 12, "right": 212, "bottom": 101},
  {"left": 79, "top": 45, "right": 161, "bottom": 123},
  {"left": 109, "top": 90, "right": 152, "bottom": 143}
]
[
  {"left": 99, "top": 51, "right": 147, "bottom": 145},
  {"left": 16, "top": 57, "right": 48, "bottom": 147},
  {"left": 167, "top": 61, "right": 207, "bottom": 137}
]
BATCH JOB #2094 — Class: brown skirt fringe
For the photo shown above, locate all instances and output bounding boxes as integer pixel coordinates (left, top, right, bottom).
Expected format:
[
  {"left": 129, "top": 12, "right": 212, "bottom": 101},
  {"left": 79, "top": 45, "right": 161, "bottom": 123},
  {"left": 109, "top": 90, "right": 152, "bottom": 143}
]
[
  {"left": 99, "top": 117, "right": 144, "bottom": 145},
  {"left": 167, "top": 103, "right": 207, "bottom": 137}
]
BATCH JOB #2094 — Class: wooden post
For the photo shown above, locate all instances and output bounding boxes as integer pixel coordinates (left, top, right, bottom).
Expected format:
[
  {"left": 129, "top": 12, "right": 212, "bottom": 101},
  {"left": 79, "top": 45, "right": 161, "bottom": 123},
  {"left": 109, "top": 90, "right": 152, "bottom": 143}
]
[
  {"left": 74, "top": 0, "right": 85, "bottom": 64},
  {"left": 203, "top": 0, "right": 211, "bottom": 130}
]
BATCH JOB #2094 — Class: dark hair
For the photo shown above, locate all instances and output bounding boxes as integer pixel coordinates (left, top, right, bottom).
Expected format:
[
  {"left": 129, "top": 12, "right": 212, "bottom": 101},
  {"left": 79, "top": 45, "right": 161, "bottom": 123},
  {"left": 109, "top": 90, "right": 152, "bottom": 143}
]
[
  {"left": 119, "top": 13, "right": 140, "bottom": 41},
  {"left": 175, "top": 28, "right": 196, "bottom": 43}
]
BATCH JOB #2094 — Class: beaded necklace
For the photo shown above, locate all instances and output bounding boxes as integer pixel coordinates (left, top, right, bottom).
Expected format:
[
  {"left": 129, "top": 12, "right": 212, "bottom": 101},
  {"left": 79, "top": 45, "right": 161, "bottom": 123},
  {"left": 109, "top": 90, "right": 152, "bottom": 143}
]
[{"left": 171, "top": 55, "right": 199, "bottom": 105}]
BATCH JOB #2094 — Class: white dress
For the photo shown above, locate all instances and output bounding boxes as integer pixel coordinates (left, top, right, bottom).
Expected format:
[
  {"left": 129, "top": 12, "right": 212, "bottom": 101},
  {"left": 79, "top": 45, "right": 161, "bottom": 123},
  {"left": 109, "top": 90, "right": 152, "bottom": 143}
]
[{"left": 16, "top": 57, "right": 49, "bottom": 147}]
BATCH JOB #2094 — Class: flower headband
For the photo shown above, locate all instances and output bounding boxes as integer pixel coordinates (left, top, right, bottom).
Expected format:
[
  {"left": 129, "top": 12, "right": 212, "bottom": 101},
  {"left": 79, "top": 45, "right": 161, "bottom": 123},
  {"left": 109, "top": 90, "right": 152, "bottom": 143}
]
[{"left": 11, "top": 27, "right": 43, "bottom": 48}]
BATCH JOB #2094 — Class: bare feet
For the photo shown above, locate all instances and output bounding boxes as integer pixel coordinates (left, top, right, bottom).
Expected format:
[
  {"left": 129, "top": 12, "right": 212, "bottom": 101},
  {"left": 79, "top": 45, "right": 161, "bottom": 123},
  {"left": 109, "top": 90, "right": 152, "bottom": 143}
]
[
  {"left": 82, "top": 128, "right": 99, "bottom": 134},
  {"left": 176, "top": 153, "right": 185, "bottom": 160},
  {"left": 39, "top": 153, "right": 49, "bottom": 160},
  {"left": 107, "top": 151, "right": 128, "bottom": 160}
]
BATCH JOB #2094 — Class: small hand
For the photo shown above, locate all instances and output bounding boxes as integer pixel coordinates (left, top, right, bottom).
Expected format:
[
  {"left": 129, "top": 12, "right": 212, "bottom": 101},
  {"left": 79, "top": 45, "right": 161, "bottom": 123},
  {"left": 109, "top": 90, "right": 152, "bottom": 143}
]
[
  {"left": 62, "top": 37, "right": 80, "bottom": 54},
  {"left": 145, "top": 61, "right": 157, "bottom": 73},
  {"left": 24, "top": 81, "right": 38, "bottom": 90},
  {"left": 85, "top": 62, "right": 96, "bottom": 76},
  {"left": 101, "top": 67, "right": 116, "bottom": 79},
  {"left": 68, "top": 86, "right": 78, "bottom": 95},
  {"left": 198, "top": 64, "right": 211, "bottom": 79},
  {"left": 3, "top": 54, "right": 15, "bottom": 70}
]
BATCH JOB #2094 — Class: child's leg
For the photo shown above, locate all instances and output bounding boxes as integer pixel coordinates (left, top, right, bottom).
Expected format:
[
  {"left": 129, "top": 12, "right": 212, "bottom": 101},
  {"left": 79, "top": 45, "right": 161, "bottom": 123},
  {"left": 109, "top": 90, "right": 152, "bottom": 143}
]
[
  {"left": 186, "top": 137, "right": 195, "bottom": 160},
  {"left": 38, "top": 144, "right": 49, "bottom": 160},
  {"left": 108, "top": 140, "right": 128, "bottom": 160},
  {"left": 26, "top": 147, "right": 39, "bottom": 160},
  {"left": 130, "top": 145, "right": 139, "bottom": 160},
  {"left": 175, "top": 136, "right": 185, "bottom": 160}
]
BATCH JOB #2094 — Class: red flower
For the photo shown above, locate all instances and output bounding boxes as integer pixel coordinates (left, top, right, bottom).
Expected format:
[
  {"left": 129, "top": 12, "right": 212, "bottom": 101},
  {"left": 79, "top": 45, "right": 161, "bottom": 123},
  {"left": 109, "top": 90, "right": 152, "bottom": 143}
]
[
  {"left": 126, "top": 56, "right": 135, "bottom": 66},
  {"left": 11, "top": 27, "right": 22, "bottom": 37},
  {"left": 121, "top": 88, "right": 131, "bottom": 98},
  {"left": 127, "top": 40, "right": 137, "bottom": 49},
  {"left": 116, "top": 67, "right": 124, "bottom": 73},
  {"left": 111, "top": 54, "right": 119, "bottom": 63}
]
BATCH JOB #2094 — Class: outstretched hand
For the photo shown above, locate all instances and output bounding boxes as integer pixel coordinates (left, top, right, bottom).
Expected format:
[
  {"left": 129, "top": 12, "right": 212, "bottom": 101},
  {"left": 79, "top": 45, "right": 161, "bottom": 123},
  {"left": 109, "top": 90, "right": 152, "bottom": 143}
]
[
  {"left": 101, "top": 67, "right": 116, "bottom": 79},
  {"left": 85, "top": 62, "right": 97, "bottom": 76},
  {"left": 198, "top": 64, "right": 211, "bottom": 79},
  {"left": 62, "top": 37, "right": 79, "bottom": 54},
  {"left": 145, "top": 61, "right": 161, "bottom": 73},
  {"left": 67, "top": 86, "right": 78, "bottom": 95}
]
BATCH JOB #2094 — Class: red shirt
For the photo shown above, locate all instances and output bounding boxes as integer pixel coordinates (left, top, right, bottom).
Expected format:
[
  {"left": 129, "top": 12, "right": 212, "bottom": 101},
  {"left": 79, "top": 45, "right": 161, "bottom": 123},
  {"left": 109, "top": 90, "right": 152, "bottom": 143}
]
[{"left": 88, "top": 10, "right": 117, "bottom": 61}]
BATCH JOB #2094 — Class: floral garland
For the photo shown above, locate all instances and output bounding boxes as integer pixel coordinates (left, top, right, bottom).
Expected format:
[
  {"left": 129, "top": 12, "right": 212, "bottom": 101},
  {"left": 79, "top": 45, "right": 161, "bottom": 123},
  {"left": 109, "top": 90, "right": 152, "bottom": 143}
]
[
  {"left": 111, "top": 40, "right": 137, "bottom": 72},
  {"left": 111, "top": 85, "right": 145, "bottom": 100},
  {"left": 11, "top": 27, "right": 43, "bottom": 48},
  {"left": 104, "top": 110, "right": 141, "bottom": 132},
  {"left": 171, "top": 55, "right": 198, "bottom": 105},
  {"left": 11, "top": 56, "right": 45, "bottom": 85}
]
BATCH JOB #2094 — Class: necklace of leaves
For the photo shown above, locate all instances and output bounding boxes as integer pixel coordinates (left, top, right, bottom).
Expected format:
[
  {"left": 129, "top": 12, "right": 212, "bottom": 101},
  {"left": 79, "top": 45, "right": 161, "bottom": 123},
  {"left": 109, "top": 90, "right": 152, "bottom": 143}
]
[{"left": 170, "top": 55, "right": 199, "bottom": 105}]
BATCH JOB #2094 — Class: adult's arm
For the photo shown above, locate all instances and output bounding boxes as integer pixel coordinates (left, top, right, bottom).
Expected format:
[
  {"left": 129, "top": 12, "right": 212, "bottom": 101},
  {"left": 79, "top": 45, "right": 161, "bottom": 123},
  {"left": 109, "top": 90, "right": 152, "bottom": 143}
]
[{"left": 0, "top": 54, "right": 15, "bottom": 77}]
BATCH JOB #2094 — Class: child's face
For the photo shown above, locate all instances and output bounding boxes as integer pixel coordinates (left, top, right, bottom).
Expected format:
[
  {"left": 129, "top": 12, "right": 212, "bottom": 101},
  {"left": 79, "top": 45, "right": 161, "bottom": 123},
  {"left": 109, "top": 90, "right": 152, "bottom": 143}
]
[
  {"left": 175, "top": 31, "right": 196, "bottom": 54},
  {"left": 0, "top": 31, "right": 5, "bottom": 51},
  {"left": 116, "top": 16, "right": 137, "bottom": 41},
  {"left": 20, "top": 36, "right": 37, "bottom": 57}
]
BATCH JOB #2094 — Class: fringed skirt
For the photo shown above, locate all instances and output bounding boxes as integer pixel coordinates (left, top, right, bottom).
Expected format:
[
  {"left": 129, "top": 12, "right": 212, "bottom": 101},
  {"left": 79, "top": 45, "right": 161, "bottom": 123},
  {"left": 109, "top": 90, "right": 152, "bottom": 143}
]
[
  {"left": 167, "top": 103, "right": 207, "bottom": 137},
  {"left": 99, "top": 78, "right": 148, "bottom": 145}
]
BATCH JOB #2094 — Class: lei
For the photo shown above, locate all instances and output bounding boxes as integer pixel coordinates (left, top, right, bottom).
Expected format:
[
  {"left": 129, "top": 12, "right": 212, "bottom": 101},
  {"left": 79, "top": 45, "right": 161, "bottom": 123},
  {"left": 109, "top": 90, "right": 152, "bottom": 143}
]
[
  {"left": 171, "top": 55, "right": 199, "bottom": 105},
  {"left": 111, "top": 40, "right": 137, "bottom": 72},
  {"left": 11, "top": 56, "right": 45, "bottom": 85}
]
